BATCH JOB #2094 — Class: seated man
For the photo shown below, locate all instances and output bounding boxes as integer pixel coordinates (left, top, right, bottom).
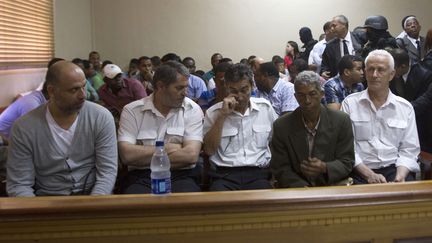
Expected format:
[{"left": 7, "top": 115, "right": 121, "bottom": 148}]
[
  {"left": 255, "top": 61, "right": 298, "bottom": 116},
  {"left": 203, "top": 64, "right": 278, "bottom": 191},
  {"left": 72, "top": 58, "right": 99, "bottom": 102},
  {"left": 118, "top": 61, "right": 203, "bottom": 194},
  {"left": 133, "top": 56, "right": 154, "bottom": 95},
  {"left": 389, "top": 48, "right": 432, "bottom": 102},
  {"left": 0, "top": 58, "right": 63, "bottom": 140},
  {"left": 323, "top": 55, "right": 365, "bottom": 110},
  {"left": 160, "top": 53, "right": 207, "bottom": 101},
  {"left": 0, "top": 86, "right": 48, "bottom": 141},
  {"left": 99, "top": 64, "right": 147, "bottom": 120},
  {"left": 7, "top": 61, "right": 118, "bottom": 196},
  {"left": 197, "top": 62, "right": 231, "bottom": 112},
  {"left": 270, "top": 71, "right": 354, "bottom": 188},
  {"left": 341, "top": 50, "right": 420, "bottom": 184}
]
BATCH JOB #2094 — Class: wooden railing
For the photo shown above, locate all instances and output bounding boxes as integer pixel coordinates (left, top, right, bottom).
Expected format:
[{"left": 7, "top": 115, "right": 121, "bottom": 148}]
[{"left": 1, "top": 181, "right": 432, "bottom": 243}]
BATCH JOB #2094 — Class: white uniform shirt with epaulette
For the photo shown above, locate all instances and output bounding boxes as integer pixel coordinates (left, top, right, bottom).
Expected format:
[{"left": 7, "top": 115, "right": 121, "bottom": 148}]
[
  {"left": 203, "top": 97, "right": 278, "bottom": 168},
  {"left": 118, "top": 94, "right": 204, "bottom": 170}
]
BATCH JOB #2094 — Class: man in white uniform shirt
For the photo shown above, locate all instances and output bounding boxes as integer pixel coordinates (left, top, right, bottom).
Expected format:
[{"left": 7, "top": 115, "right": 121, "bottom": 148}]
[
  {"left": 203, "top": 64, "right": 278, "bottom": 191},
  {"left": 118, "top": 61, "right": 204, "bottom": 193},
  {"left": 341, "top": 50, "right": 420, "bottom": 184}
]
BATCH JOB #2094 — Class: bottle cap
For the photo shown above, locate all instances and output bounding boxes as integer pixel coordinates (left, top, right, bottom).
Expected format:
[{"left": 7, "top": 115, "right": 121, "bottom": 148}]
[{"left": 155, "top": 141, "right": 164, "bottom": 147}]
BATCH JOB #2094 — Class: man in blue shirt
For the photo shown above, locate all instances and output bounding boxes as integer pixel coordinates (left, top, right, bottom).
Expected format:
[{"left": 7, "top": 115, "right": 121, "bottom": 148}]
[
  {"left": 324, "top": 55, "right": 364, "bottom": 110},
  {"left": 255, "top": 62, "right": 298, "bottom": 116}
]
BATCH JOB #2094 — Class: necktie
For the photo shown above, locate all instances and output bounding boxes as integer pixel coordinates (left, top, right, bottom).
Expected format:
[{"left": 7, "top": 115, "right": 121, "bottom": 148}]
[
  {"left": 416, "top": 40, "right": 421, "bottom": 57},
  {"left": 342, "top": 39, "right": 349, "bottom": 56}
]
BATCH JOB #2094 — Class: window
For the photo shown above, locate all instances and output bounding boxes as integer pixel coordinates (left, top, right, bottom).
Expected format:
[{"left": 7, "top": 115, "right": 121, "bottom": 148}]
[{"left": 0, "top": 0, "right": 54, "bottom": 69}]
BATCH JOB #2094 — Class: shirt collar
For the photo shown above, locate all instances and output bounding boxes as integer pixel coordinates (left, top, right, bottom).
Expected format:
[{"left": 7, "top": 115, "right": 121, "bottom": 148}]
[
  {"left": 140, "top": 94, "right": 190, "bottom": 113},
  {"left": 359, "top": 89, "right": 396, "bottom": 108},
  {"left": 271, "top": 78, "right": 285, "bottom": 93},
  {"left": 406, "top": 35, "right": 420, "bottom": 44},
  {"left": 249, "top": 98, "right": 261, "bottom": 112},
  {"left": 343, "top": 32, "right": 353, "bottom": 43}
]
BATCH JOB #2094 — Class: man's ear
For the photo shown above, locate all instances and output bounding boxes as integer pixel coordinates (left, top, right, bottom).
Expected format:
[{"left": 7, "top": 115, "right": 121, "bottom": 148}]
[
  {"left": 343, "top": 68, "right": 350, "bottom": 77},
  {"left": 47, "top": 84, "right": 54, "bottom": 98},
  {"left": 155, "top": 80, "right": 164, "bottom": 90}
]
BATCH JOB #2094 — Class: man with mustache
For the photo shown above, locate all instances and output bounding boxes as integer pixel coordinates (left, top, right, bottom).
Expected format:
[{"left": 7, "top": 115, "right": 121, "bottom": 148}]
[
  {"left": 118, "top": 61, "right": 204, "bottom": 193},
  {"left": 203, "top": 63, "right": 278, "bottom": 191}
]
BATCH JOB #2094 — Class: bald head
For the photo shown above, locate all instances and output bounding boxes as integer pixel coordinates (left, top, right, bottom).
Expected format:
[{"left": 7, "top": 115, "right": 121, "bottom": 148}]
[
  {"left": 251, "top": 57, "right": 265, "bottom": 75},
  {"left": 46, "top": 61, "right": 85, "bottom": 87}
]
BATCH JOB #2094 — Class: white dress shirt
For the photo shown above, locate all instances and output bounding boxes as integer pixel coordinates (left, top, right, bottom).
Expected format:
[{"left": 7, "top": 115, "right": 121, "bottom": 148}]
[
  {"left": 341, "top": 90, "right": 420, "bottom": 172},
  {"left": 203, "top": 97, "right": 278, "bottom": 168},
  {"left": 341, "top": 32, "right": 355, "bottom": 56},
  {"left": 308, "top": 39, "right": 327, "bottom": 73}
]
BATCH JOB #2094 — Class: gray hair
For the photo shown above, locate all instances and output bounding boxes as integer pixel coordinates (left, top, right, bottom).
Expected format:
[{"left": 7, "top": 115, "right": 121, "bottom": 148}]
[
  {"left": 365, "top": 49, "right": 395, "bottom": 70},
  {"left": 334, "top": 14, "right": 349, "bottom": 28},
  {"left": 152, "top": 61, "right": 190, "bottom": 89},
  {"left": 294, "top": 70, "right": 323, "bottom": 92}
]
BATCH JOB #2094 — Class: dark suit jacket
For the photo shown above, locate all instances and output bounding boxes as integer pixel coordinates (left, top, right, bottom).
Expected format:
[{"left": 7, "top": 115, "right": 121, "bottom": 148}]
[
  {"left": 412, "top": 83, "right": 432, "bottom": 153},
  {"left": 390, "top": 61, "right": 432, "bottom": 101},
  {"left": 270, "top": 106, "right": 354, "bottom": 188},
  {"left": 396, "top": 35, "right": 425, "bottom": 64},
  {"left": 320, "top": 33, "right": 362, "bottom": 78}
]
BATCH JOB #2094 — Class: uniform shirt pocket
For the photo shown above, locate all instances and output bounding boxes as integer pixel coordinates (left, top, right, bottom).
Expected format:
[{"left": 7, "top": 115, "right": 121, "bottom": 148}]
[
  {"left": 166, "top": 127, "right": 185, "bottom": 144},
  {"left": 385, "top": 118, "right": 407, "bottom": 143},
  {"left": 252, "top": 125, "right": 271, "bottom": 148},
  {"left": 221, "top": 127, "right": 239, "bottom": 154},
  {"left": 351, "top": 116, "right": 372, "bottom": 141},
  {"left": 137, "top": 130, "right": 157, "bottom": 145}
]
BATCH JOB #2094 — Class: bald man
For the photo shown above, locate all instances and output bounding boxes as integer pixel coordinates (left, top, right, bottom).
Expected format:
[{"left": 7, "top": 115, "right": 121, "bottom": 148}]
[{"left": 7, "top": 61, "right": 118, "bottom": 196}]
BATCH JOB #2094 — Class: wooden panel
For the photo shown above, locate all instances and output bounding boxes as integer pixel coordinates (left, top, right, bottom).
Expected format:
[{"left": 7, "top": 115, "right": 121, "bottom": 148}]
[{"left": 1, "top": 181, "right": 432, "bottom": 243}]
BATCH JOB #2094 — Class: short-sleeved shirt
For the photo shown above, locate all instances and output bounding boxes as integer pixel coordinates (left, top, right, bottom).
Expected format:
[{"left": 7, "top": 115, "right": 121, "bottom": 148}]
[
  {"left": 203, "top": 97, "right": 278, "bottom": 168},
  {"left": 256, "top": 78, "right": 299, "bottom": 115},
  {"left": 98, "top": 78, "right": 147, "bottom": 115},
  {"left": 118, "top": 94, "right": 204, "bottom": 170},
  {"left": 187, "top": 74, "right": 207, "bottom": 99},
  {"left": 324, "top": 75, "right": 364, "bottom": 104},
  {"left": 0, "top": 90, "right": 47, "bottom": 138}
]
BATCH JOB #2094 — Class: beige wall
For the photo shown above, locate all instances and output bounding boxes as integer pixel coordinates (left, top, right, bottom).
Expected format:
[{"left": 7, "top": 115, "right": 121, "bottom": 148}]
[
  {"left": 0, "top": 0, "right": 93, "bottom": 107},
  {"left": 0, "top": 69, "right": 46, "bottom": 107},
  {"left": 90, "top": 0, "right": 432, "bottom": 71},
  {"left": 1, "top": 0, "right": 432, "bottom": 107},
  {"left": 54, "top": 0, "right": 93, "bottom": 60}
]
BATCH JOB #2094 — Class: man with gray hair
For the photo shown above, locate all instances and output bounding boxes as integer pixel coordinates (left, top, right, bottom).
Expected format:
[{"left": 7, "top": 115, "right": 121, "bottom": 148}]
[
  {"left": 320, "top": 15, "right": 363, "bottom": 79},
  {"left": 341, "top": 50, "right": 420, "bottom": 184},
  {"left": 270, "top": 71, "right": 354, "bottom": 188}
]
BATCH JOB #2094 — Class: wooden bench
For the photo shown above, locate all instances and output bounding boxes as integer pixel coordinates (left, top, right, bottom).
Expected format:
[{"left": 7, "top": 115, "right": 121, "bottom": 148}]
[{"left": 1, "top": 181, "right": 432, "bottom": 243}]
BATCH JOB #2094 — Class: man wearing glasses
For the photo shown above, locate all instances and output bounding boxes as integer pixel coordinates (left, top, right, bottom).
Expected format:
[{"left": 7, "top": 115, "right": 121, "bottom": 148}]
[
  {"left": 270, "top": 71, "right": 354, "bottom": 188},
  {"left": 203, "top": 63, "right": 278, "bottom": 191}
]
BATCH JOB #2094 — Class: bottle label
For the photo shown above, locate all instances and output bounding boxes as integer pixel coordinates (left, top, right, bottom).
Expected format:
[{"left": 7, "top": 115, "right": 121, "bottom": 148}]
[{"left": 151, "top": 178, "right": 171, "bottom": 194}]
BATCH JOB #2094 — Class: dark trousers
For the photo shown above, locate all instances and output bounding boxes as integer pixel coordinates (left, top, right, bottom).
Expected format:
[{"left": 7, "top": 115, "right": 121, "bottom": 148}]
[
  {"left": 352, "top": 164, "right": 416, "bottom": 184},
  {"left": 209, "top": 166, "right": 272, "bottom": 191},
  {"left": 123, "top": 165, "right": 201, "bottom": 194}
]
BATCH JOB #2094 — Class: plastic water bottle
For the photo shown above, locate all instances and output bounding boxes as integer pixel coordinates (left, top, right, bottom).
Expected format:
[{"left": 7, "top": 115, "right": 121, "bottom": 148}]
[{"left": 150, "top": 141, "right": 171, "bottom": 194}]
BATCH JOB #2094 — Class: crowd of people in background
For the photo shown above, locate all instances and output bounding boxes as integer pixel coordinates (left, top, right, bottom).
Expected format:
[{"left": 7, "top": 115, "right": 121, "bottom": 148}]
[{"left": 1, "top": 13, "right": 432, "bottom": 196}]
